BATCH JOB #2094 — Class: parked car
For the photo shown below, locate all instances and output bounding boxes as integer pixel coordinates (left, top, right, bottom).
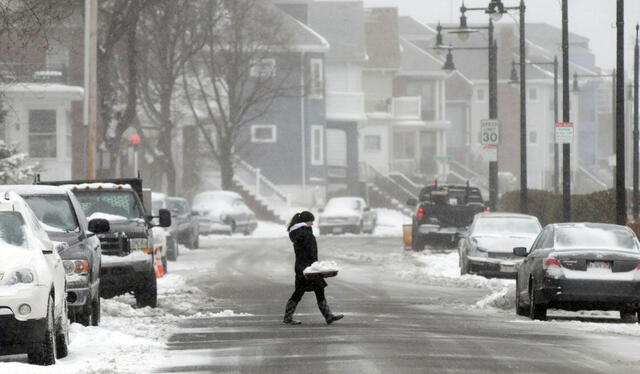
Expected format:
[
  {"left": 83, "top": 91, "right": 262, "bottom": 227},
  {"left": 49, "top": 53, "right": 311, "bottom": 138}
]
[
  {"left": 167, "top": 196, "right": 200, "bottom": 249},
  {"left": 193, "top": 191, "right": 257, "bottom": 235},
  {"left": 0, "top": 185, "right": 110, "bottom": 326},
  {"left": 407, "top": 183, "right": 487, "bottom": 250},
  {"left": 318, "top": 197, "right": 377, "bottom": 235},
  {"left": 514, "top": 223, "right": 640, "bottom": 322},
  {"left": 458, "top": 213, "right": 541, "bottom": 278},
  {"left": 0, "top": 192, "right": 69, "bottom": 365},
  {"left": 152, "top": 192, "right": 178, "bottom": 266},
  {"left": 38, "top": 178, "right": 171, "bottom": 308}
]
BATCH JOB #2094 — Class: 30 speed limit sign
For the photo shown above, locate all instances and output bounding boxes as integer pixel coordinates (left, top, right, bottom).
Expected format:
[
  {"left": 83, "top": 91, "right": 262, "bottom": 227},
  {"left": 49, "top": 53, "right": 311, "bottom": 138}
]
[{"left": 481, "top": 119, "right": 500, "bottom": 145}]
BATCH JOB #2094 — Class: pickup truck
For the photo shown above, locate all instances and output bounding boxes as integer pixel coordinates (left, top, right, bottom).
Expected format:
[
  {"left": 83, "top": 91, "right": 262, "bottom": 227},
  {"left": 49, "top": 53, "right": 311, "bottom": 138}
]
[
  {"left": 406, "top": 183, "right": 487, "bottom": 251},
  {"left": 37, "top": 178, "right": 171, "bottom": 307}
]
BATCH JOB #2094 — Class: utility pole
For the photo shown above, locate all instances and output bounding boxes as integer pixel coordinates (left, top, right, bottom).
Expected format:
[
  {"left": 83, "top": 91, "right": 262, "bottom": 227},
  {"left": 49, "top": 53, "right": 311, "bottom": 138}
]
[
  {"left": 553, "top": 56, "right": 559, "bottom": 195},
  {"left": 634, "top": 24, "right": 639, "bottom": 221},
  {"left": 518, "top": 0, "right": 528, "bottom": 214},
  {"left": 616, "top": 0, "right": 626, "bottom": 225},
  {"left": 561, "top": 0, "right": 571, "bottom": 221},
  {"left": 85, "top": 0, "right": 98, "bottom": 179},
  {"left": 488, "top": 21, "right": 498, "bottom": 212}
]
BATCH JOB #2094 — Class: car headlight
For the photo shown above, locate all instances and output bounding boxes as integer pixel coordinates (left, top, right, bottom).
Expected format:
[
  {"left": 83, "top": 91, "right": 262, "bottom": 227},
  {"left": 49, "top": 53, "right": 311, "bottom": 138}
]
[
  {"left": 129, "top": 238, "right": 149, "bottom": 251},
  {"left": 63, "top": 260, "right": 90, "bottom": 275},
  {"left": 3, "top": 269, "right": 36, "bottom": 285}
]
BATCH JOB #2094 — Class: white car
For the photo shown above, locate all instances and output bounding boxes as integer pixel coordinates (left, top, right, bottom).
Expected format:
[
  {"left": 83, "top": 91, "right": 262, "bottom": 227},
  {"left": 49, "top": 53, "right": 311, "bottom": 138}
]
[
  {"left": 193, "top": 191, "right": 258, "bottom": 235},
  {"left": 0, "top": 192, "right": 69, "bottom": 365},
  {"left": 318, "top": 197, "right": 377, "bottom": 235}
]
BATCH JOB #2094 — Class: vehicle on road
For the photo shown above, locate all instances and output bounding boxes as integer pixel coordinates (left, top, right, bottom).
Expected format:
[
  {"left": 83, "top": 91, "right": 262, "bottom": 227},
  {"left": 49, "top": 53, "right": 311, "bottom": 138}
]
[
  {"left": 406, "top": 183, "right": 486, "bottom": 250},
  {"left": 458, "top": 213, "right": 541, "bottom": 278},
  {"left": 514, "top": 223, "right": 640, "bottom": 321},
  {"left": 37, "top": 178, "right": 171, "bottom": 308},
  {"left": 193, "top": 191, "right": 257, "bottom": 235},
  {"left": 0, "top": 185, "right": 110, "bottom": 326},
  {"left": 152, "top": 192, "right": 178, "bottom": 266},
  {"left": 318, "top": 197, "right": 377, "bottom": 235},
  {"left": 167, "top": 196, "right": 200, "bottom": 250},
  {"left": 0, "top": 192, "right": 69, "bottom": 365}
]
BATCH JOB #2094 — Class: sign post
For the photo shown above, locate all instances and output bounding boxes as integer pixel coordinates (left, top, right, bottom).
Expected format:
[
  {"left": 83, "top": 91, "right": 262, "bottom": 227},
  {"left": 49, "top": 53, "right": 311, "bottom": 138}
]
[{"left": 481, "top": 119, "right": 500, "bottom": 146}]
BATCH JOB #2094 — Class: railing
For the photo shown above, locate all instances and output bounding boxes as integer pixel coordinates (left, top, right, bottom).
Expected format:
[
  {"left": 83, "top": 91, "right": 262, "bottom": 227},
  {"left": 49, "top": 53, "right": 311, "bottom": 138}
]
[
  {"left": 392, "top": 96, "right": 421, "bottom": 120},
  {"left": 0, "top": 63, "right": 68, "bottom": 84},
  {"left": 389, "top": 172, "right": 420, "bottom": 195},
  {"left": 326, "top": 91, "right": 365, "bottom": 120},
  {"left": 234, "top": 157, "right": 289, "bottom": 205},
  {"left": 577, "top": 166, "right": 608, "bottom": 191},
  {"left": 360, "top": 162, "right": 417, "bottom": 204},
  {"left": 390, "top": 159, "right": 418, "bottom": 175},
  {"left": 365, "top": 97, "right": 391, "bottom": 114},
  {"left": 449, "top": 159, "right": 489, "bottom": 190}
]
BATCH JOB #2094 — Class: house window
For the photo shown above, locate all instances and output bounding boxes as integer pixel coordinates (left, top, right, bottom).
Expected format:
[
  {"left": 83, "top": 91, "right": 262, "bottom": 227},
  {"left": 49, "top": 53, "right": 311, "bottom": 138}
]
[
  {"left": 476, "top": 88, "right": 486, "bottom": 102},
  {"left": 46, "top": 40, "right": 69, "bottom": 69},
  {"left": 364, "top": 135, "right": 381, "bottom": 152},
  {"left": 309, "top": 58, "right": 324, "bottom": 98},
  {"left": 311, "top": 125, "right": 324, "bottom": 165},
  {"left": 250, "top": 58, "right": 276, "bottom": 78},
  {"left": 393, "top": 132, "right": 415, "bottom": 159},
  {"left": 528, "top": 87, "right": 538, "bottom": 102},
  {"left": 251, "top": 125, "right": 276, "bottom": 143},
  {"left": 529, "top": 131, "right": 538, "bottom": 145},
  {"left": 28, "top": 109, "right": 57, "bottom": 158}
]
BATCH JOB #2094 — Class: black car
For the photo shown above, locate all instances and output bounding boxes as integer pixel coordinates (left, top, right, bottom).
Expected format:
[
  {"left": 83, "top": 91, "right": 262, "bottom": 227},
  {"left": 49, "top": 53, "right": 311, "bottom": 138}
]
[
  {"left": 167, "top": 197, "right": 199, "bottom": 250},
  {"left": 514, "top": 223, "right": 640, "bottom": 322},
  {"left": 459, "top": 213, "right": 541, "bottom": 278},
  {"left": 0, "top": 185, "right": 110, "bottom": 326}
]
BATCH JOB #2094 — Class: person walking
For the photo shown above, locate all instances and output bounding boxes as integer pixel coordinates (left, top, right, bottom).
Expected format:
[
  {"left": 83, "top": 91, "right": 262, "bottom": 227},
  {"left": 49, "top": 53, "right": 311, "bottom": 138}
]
[{"left": 283, "top": 211, "right": 343, "bottom": 325}]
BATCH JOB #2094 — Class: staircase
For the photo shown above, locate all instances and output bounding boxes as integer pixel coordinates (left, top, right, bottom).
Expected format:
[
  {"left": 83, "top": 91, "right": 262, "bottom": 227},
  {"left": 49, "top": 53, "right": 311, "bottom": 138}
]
[
  {"left": 575, "top": 166, "right": 609, "bottom": 194},
  {"left": 360, "top": 163, "right": 416, "bottom": 216}
]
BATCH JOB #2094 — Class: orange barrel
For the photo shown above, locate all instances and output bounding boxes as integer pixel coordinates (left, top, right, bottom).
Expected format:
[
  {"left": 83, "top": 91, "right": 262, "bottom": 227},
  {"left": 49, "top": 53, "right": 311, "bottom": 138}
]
[{"left": 403, "top": 224, "right": 413, "bottom": 250}]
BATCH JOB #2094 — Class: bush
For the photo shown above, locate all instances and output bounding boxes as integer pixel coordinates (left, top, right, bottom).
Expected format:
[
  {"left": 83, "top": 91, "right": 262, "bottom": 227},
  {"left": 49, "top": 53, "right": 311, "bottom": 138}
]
[{"left": 498, "top": 190, "right": 561, "bottom": 226}]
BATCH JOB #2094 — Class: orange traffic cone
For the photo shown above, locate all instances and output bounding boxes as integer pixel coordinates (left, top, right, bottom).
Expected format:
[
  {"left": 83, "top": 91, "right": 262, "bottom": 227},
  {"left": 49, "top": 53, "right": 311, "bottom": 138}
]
[{"left": 155, "top": 247, "right": 164, "bottom": 278}]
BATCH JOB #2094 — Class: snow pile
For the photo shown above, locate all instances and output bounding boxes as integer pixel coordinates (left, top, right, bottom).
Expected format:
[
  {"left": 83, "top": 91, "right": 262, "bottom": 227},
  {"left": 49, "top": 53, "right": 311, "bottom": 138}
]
[
  {"left": 88, "top": 212, "right": 128, "bottom": 222},
  {"left": 475, "top": 285, "right": 516, "bottom": 310},
  {"left": 372, "top": 208, "right": 410, "bottom": 237},
  {"left": 303, "top": 260, "right": 340, "bottom": 274}
]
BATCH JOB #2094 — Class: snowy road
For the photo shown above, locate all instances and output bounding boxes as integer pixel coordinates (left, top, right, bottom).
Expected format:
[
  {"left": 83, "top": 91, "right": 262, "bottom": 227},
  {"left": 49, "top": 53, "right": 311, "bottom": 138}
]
[{"left": 158, "top": 234, "right": 640, "bottom": 373}]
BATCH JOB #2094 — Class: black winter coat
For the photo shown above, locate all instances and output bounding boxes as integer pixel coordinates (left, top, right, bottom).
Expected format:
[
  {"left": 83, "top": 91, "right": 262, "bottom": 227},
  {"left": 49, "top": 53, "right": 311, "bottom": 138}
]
[{"left": 289, "top": 225, "right": 327, "bottom": 292}]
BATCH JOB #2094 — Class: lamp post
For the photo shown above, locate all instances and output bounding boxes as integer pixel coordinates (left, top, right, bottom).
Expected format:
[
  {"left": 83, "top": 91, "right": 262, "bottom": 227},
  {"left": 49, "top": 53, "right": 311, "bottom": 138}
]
[
  {"left": 615, "top": 0, "right": 626, "bottom": 226},
  {"left": 485, "top": 0, "right": 527, "bottom": 213},
  {"left": 561, "top": 0, "right": 570, "bottom": 221},
  {"left": 634, "top": 24, "right": 639, "bottom": 221},
  {"left": 510, "top": 56, "right": 559, "bottom": 195},
  {"left": 435, "top": 20, "right": 498, "bottom": 210}
]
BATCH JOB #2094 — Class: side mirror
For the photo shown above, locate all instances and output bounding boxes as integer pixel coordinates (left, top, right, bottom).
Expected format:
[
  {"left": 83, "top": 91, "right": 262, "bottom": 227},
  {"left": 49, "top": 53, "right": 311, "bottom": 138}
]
[
  {"left": 513, "top": 247, "right": 528, "bottom": 257},
  {"left": 406, "top": 198, "right": 417, "bottom": 207},
  {"left": 158, "top": 208, "right": 172, "bottom": 227},
  {"left": 88, "top": 218, "right": 110, "bottom": 234}
]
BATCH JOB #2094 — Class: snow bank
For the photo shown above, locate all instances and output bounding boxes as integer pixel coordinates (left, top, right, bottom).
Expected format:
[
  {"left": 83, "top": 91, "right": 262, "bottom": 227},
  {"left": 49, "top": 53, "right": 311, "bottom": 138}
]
[
  {"left": 371, "top": 209, "right": 409, "bottom": 237},
  {"left": 88, "top": 212, "right": 128, "bottom": 222},
  {"left": 202, "top": 221, "right": 287, "bottom": 241},
  {"left": 304, "top": 260, "right": 340, "bottom": 274}
]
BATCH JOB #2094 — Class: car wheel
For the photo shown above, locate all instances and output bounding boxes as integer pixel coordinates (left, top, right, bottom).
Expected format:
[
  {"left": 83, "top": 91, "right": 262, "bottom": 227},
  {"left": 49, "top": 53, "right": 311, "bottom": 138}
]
[
  {"left": 515, "top": 279, "right": 529, "bottom": 316},
  {"left": 192, "top": 234, "right": 199, "bottom": 249},
  {"left": 620, "top": 310, "right": 639, "bottom": 323},
  {"left": 28, "top": 295, "right": 56, "bottom": 365},
  {"left": 91, "top": 296, "right": 100, "bottom": 326},
  {"left": 460, "top": 256, "right": 469, "bottom": 275},
  {"left": 56, "top": 299, "right": 69, "bottom": 359},
  {"left": 411, "top": 234, "right": 425, "bottom": 251},
  {"left": 135, "top": 274, "right": 158, "bottom": 308},
  {"left": 229, "top": 221, "right": 236, "bottom": 235},
  {"left": 167, "top": 239, "right": 178, "bottom": 261},
  {"left": 76, "top": 304, "right": 92, "bottom": 327},
  {"left": 529, "top": 279, "right": 547, "bottom": 321},
  {"left": 354, "top": 222, "right": 363, "bottom": 234}
]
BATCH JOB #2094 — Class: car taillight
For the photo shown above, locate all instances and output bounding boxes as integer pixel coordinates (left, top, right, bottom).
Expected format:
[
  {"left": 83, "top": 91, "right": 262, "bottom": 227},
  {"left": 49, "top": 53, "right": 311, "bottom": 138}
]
[
  {"left": 416, "top": 206, "right": 425, "bottom": 222},
  {"left": 543, "top": 258, "right": 562, "bottom": 269}
]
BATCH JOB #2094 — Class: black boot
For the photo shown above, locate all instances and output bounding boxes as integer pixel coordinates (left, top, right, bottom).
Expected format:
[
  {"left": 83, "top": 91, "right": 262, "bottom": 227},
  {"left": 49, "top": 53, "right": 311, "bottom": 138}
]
[
  {"left": 318, "top": 299, "right": 344, "bottom": 325},
  {"left": 283, "top": 299, "right": 301, "bottom": 325}
]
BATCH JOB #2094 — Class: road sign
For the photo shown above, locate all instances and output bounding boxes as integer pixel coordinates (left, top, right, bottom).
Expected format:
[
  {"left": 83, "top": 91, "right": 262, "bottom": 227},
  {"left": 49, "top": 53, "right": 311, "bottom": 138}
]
[
  {"left": 435, "top": 155, "right": 452, "bottom": 163},
  {"left": 555, "top": 122, "right": 574, "bottom": 144},
  {"left": 481, "top": 119, "right": 500, "bottom": 145},
  {"left": 482, "top": 145, "right": 497, "bottom": 162}
]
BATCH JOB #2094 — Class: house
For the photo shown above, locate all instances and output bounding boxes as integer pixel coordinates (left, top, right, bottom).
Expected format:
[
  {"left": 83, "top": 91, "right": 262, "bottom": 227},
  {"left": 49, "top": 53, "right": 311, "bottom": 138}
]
[{"left": 0, "top": 10, "right": 85, "bottom": 181}]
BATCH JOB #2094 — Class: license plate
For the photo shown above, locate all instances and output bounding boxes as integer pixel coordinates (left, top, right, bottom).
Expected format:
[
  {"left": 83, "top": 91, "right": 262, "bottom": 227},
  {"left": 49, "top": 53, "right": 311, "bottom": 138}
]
[
  {"left": 332, "top": 227, "right": 342, "bottom": 233},
  {"left": 500, "top": 264, "right": 516, "bottom": 273},
  {"left": 587, "top": 261, "right": 611, "bottom": 270}
]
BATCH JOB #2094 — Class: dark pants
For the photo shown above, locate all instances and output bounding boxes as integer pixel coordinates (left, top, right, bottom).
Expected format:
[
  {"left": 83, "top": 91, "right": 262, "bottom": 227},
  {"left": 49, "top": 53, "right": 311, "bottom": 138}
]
[
  {"left": 284, "top": 288, "right": 332, "bottom": 321},
  {"left": 289, "top": 288, "right": 325, "bottom": 304}
]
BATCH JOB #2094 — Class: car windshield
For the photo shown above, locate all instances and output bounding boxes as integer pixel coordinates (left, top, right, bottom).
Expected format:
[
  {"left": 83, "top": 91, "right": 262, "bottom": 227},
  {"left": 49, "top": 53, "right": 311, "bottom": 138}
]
[
  {"left": 22, "top": 195, "right": 79, "bottom": 233},
  {"left": 325, "top": 198, "right": 361, "bottom": 212},
  {"left": 0, "top": 213, "right": 27, "bottom": 248},
  {"left": 73, "top": 190, "right": 142, "bottom": 220},
  {"left": 473, "top": 217, "right": 541, "bottom": 237},
  {"left": 555, "top": 225, "right": 639, "bottom": 252}
]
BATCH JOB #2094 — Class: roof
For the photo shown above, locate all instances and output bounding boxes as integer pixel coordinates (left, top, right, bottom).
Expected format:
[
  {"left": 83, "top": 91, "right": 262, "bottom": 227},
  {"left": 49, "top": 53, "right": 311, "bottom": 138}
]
[
  {"left": 364, "top": 7, "right": 401, "bottom": 69},
  {"left": 398, "top": 38, "right": 446, "bottom": 77},
  {"left": 1, "top": 83, "right": 84, "bottom": 100},
  {"left": 0, "top": 185, "right": 70, "bottom": 196},
  {"left": 308, "top": 1, "right": 366, "bottom": 63},
  {"left": 399, "top": 16, "right": 436, "bottom": 41}
]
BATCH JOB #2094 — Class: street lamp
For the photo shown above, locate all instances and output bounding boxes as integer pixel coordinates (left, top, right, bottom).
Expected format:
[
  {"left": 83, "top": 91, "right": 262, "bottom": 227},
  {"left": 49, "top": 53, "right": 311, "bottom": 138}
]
[
  {"left": 485, "top": 0, "right": 507, "bottom": 22},
  {"left": 442, "top": 49, "right": 456, "bottom": 72},
  {"left": 633, "top": 24, "right": 639, "bottom": 221}
]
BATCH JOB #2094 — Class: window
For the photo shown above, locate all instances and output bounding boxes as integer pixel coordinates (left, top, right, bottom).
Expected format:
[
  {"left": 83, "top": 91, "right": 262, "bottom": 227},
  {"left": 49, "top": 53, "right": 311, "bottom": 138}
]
[
  {"left": 364, "top": 135, "right": 381, "bottom": 152},
  {"left": 476, "top": 88, "right": 486, "bottom": 102},
  {"left": 250, "top": 58, "right": 276, "bottom": 78},
  {"left": 251, "top": 125, "right": 276, "bottom": 143},
  {"left": 529, "top": 131, "right": 538, "bottom": 145},
  {"left": 311, "top": 125, "right": 324, "bottom": 165},
  {"left": 393, "top": 132, "right": 416, "bottom": 159},
  {"left": 309, "top": 58, "right": 324, "bottom": 98},
  {"left": 22, "top": 195, "right": 79, "bottom": 232},
  {"left": 45, "top": 40, "right": 69, "bottom": 69},
  {"left": 28, "top": 109, "right": 56, "bottom": 158},
  {"left": 528, "top": 87, "right": 538, "bottom": 102}
]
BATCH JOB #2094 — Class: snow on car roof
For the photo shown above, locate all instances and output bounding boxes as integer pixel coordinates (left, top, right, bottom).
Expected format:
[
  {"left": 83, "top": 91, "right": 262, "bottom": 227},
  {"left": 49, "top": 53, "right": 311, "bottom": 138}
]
[
  {"left": 0, "top": 185, "right": 69, "bottom": 196},
  {"left": 63, "top": 183, "right": 133, "bottom": 191}
]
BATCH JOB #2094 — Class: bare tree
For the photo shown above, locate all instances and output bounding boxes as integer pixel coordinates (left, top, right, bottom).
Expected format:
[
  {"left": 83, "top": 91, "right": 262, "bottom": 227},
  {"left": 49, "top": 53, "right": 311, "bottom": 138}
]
[
  {"left": 182, "top": 0, "right": 298, "bottom": 191},
  {"left": 136, "top": 0, "right": 207, "bottom": 194}
]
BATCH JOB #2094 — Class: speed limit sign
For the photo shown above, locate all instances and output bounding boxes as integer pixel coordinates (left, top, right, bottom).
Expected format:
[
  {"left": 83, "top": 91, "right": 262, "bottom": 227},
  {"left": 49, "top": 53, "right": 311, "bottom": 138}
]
[{"left": 481, "top": 119, "right": 500, "bottom": 145}]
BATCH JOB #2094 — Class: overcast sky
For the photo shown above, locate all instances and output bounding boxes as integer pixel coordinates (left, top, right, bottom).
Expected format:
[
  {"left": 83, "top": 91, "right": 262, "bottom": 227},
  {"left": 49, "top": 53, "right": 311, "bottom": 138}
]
[{"left": 363, "top": 0, "right": 640, "bottom": 71}]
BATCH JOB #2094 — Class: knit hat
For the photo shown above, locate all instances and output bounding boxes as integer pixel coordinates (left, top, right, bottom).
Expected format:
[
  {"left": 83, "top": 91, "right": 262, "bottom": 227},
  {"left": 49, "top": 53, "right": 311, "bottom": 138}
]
[{"left": 298, "top": 211, "right": 315, "bottom": 222}]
